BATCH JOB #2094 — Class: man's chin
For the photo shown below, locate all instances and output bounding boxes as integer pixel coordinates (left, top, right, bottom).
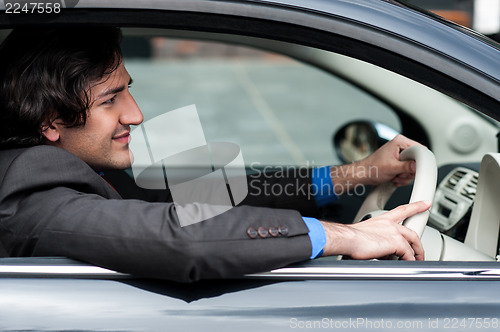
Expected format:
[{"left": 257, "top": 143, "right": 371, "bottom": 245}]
[
  {"left": 110, "top": 149, "right": 133, "bottom": 170},
  {"left": 100, "top": 155, "right": 133, "bottom": 171},
  {"left": 114, "top": 157, "right": 133, "bottom": 170}
]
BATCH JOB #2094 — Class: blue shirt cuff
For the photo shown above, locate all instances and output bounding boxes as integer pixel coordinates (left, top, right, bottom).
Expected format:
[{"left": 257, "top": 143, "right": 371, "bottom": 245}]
[
  {"left": 312, "top": 166, "right": 338, "bottom": 206},
  {"left": 303, "top": 217, "right": 327, "bottom": 259}
]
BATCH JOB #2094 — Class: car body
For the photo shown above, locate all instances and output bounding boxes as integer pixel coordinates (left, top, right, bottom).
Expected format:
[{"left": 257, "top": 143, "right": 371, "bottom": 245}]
[{"left": 1, "top": 0, "right": 500, "bottom": 330}]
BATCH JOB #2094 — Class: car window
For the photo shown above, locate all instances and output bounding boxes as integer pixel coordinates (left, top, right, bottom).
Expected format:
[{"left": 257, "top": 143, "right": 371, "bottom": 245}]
[{"left": 122, "top": 35, "right": 401, "bottom": 167}]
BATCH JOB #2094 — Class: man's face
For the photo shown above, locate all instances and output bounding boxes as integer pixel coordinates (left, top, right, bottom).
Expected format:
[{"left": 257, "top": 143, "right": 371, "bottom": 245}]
[{"left": 45, "top": 62, "right": 144, "bottom": 170}]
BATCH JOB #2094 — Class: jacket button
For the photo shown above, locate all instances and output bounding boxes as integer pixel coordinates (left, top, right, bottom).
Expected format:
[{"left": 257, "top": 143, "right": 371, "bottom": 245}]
[
  {"left": 278, "top": 225, "right": 289, "bottom": 236},
  {"left": 269, "top": 226, "right": 279, "bottom": 237},
  {"left": 258, "top": 227, "right": 269, "bottom": 238},
  {"left": 247, "top": 227, "right": 258, "bottom": 239}
]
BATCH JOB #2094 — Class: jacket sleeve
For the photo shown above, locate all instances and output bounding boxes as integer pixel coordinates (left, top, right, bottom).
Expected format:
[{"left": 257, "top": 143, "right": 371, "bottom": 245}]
[
  {"left": 103, "top": 165, "right": 322, "bottom": 217},
  {"left": 0, "top": 146, "right": 312, "bottom": 282}
]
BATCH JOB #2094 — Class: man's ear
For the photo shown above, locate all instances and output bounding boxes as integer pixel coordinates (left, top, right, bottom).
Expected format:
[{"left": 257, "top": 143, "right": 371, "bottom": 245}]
[{"left": 40, "top": 121, "right": 60, "bottom": 142}]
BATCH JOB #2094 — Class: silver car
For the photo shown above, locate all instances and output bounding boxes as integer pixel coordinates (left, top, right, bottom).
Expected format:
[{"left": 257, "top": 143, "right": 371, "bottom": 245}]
[{"left": 1, "top": 0, "right": 500, "bottom": 331}]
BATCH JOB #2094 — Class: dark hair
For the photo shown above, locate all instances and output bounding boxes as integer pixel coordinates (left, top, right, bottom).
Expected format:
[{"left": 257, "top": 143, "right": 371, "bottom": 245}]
[{"left": 0, "top": 27, "right": 123, "bottom": 149}]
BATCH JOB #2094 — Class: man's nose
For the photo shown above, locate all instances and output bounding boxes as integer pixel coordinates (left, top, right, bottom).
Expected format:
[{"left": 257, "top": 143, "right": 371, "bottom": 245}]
[{"left": 120, "top": 92, "right": 144, "bottom": 125}]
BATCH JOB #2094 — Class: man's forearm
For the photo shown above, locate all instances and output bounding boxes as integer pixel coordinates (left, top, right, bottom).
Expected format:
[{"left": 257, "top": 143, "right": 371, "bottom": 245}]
[{"left": 329, "top": 162, "right": 372, "bottom": 196}]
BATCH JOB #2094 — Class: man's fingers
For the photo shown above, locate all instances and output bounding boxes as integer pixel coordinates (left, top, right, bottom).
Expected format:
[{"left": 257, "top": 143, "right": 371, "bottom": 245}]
[
  {"left": 385, "top": 225, "right": 424, "bottom": 261},
  {"left": 394, "top": 160, "right": 416, "bottom": 177},
  {"left": 385, "top": 204, "right": 427, "bottom": 261},
  {"left": 395, "top": 246, "right": 416, "bottom": 261},
  {"left": 385, "top": 200, "right": 432, "bottom": 223},
  {"left": 398, "top": 223, "right": 425, "bottom": 260},
  {"left": 393, "top": 134, "right": 423, "bottom": 150},
  {"left": 392, "top": 172, "right": 415, "bottom": 187},
  {"left": 414, "top": 249, "right": 425, "bottom": 261}
]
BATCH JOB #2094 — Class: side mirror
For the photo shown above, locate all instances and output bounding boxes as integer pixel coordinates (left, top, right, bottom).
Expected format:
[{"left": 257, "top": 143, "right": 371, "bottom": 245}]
[{"left": 333, "top": 121, "right": 399, "bottom": 163}]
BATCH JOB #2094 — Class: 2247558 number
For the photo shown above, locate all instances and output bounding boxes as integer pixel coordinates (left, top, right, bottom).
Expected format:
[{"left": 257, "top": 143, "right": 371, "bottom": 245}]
[
  {"left": 443, "top": 318, "right": 499, "bottom": 329},
  {"left": 5, "top": 2, "right": 61, "bottom": 14}
]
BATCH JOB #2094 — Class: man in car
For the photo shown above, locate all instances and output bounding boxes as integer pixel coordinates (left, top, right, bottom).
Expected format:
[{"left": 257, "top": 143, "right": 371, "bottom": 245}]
[{"left": 0, "top": 27, "right": 430, "bottom": 282}]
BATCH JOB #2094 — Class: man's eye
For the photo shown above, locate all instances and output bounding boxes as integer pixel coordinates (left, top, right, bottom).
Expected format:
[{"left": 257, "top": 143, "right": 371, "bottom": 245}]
[{"left": 103, "top": 96, "right": 116, "bottom": 105}]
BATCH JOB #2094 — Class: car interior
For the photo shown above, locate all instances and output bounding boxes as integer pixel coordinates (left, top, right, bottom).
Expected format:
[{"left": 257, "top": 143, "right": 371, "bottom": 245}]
[{"left": 114, "top": 28, "right": 500, "bottom": 263}]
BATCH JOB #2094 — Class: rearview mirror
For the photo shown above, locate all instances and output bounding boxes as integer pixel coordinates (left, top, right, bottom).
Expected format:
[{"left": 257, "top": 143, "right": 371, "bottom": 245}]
[{"left": 333, "top": 121, "right": 399, "bottom": 163}]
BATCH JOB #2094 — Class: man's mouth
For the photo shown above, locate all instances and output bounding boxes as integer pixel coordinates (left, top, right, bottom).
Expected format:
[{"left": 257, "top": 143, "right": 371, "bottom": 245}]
[{"left": 112, "top": 131, "right": 131, "bottom": 144}]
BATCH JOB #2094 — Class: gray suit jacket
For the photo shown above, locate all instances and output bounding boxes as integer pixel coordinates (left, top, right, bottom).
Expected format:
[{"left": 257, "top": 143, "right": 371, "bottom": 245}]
[{"left": 0, "top": 146, "right": 316, "bottom": 282}]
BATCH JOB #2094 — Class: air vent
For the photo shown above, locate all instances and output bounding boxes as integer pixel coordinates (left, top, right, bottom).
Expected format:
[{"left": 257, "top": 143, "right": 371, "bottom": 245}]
[
  {"left": 460, "top": 174, "right": 478, "bottom": 201},
  {"left": 430, "top": 167, "right": 478, "bottom": 232},
  {"left": 444, "top": 169, "right": 466, "bottom": 190}
]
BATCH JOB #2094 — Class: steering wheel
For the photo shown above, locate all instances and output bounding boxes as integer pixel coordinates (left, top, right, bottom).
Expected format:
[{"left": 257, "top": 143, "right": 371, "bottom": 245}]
[{"left": 353, "top": 145, "right": 437, "bottom": 238}]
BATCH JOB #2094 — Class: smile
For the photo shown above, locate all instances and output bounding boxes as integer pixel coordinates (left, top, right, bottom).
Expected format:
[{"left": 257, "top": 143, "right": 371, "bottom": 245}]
[{"left": 112, "top": 133, "right": 131, "bottom": 144}]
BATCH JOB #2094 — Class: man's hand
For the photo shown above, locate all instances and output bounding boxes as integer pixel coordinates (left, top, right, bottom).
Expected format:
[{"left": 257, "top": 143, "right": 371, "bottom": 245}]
[
  {"left": 320, "top": 200, "right": 431, "bottom": 261},
  {"left": 360, "top": 134, "right": 422, "bottom": 187},
  {"left": 330, "top": 135, "right": 422, "bottom": 195}
]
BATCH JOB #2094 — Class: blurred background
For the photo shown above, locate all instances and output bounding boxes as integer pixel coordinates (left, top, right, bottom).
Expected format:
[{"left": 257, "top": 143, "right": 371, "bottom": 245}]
[{"left": 406, "top": 0, "right": 500, "bottom": 41}]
